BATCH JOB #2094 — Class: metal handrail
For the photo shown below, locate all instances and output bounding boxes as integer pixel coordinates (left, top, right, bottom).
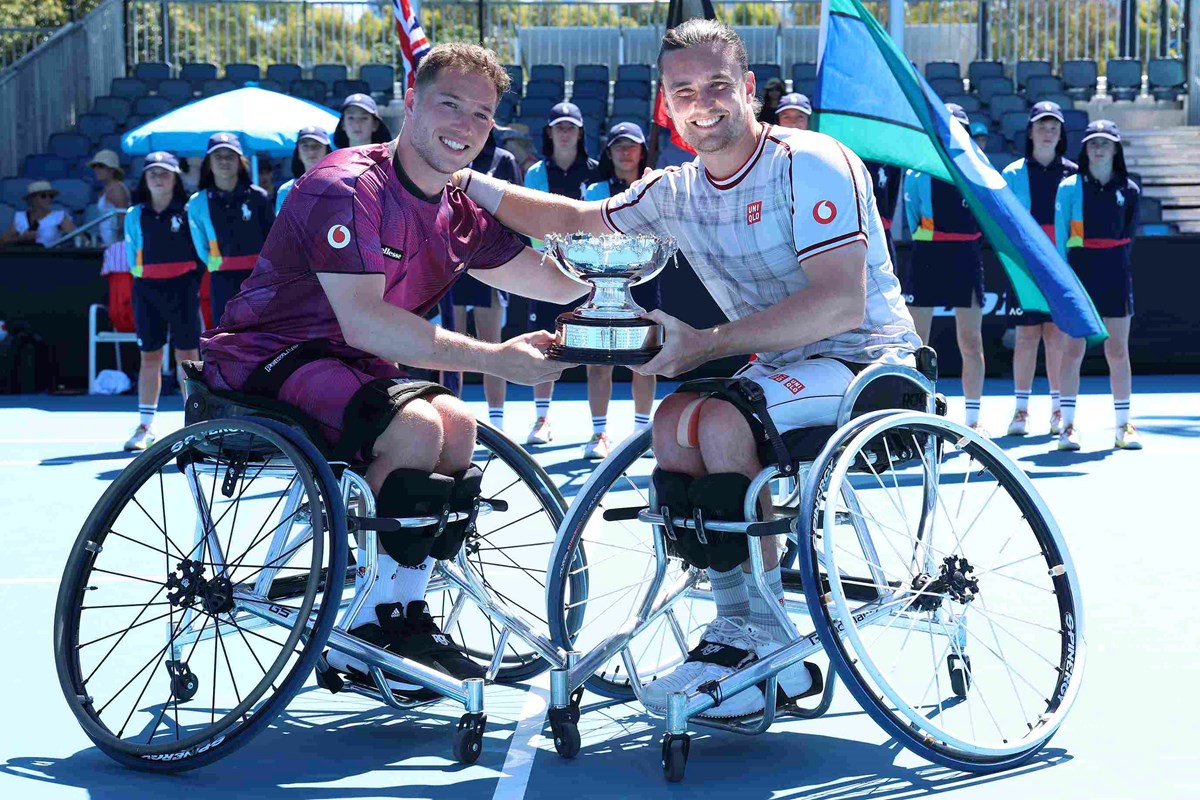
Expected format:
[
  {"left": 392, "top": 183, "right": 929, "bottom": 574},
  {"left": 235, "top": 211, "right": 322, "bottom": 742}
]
[{"left": 47, "top": 207, "right": 127, "bottom": 250}]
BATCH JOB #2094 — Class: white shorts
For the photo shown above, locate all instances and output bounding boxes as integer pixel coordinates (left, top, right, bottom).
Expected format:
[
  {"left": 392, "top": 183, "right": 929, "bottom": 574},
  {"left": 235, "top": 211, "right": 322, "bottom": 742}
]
[{"left": 732, "top": 358, "right": 857, "bottom": 434}]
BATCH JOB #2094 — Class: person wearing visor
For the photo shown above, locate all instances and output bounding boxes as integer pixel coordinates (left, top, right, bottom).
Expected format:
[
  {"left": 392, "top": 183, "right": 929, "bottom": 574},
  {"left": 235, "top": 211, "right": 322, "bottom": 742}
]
[
  {"left": 521, "top": 101, "right": 600, "bottom": 445},
  {"left": 1001, "top": 101, "right": 1078, "bottom": 437},
  {"left": 774, "top": 92, "right": 811, "bottom": 130},
  {"left": 334, "top": 93, "right": 393, "bottom": 149},
  {"left": 579, "top": 122, "right": 660, "bottom": 460},
  {"left": 903, "top": 103, "right": 988, "bottom": 434},
  {"left": 1054, "top": 120, "right": 1142, "bottom": 451},
  {"left": 756, "top": 76, "right": 786, "bottom": 124},
  {"left": 123, "top": 152, "right": 203, "bottom": 450},
  {"left": 276, "top": 126, "right": 333, "bottom": 214},
  {"left": 187, "top": 132, "right": 275, "bottom": 326}
]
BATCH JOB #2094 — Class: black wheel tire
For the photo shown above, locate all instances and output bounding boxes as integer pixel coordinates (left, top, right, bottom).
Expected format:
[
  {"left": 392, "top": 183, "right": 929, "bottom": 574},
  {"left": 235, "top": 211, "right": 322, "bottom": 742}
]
[
  {"left": 661, "top": 734, "right": 689, "bottom": 783},
  {"left": 552, "top": 720, "right": 581, "bottom": 759},
  {"left": 453, "top": 717, "right": 486, "bottom": 764},
  {"left": 949, "top": 654, "right": 972, "bottom": 698}
]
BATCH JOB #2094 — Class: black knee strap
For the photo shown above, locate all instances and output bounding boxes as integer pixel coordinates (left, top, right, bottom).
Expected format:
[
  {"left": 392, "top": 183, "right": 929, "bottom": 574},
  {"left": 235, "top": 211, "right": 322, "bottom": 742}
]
[
  {"left": 375, "top": 470, "right": 454, "bottom": 566},
  {"left": 689, "top": 473, "right": 752, "bottom": 572},
  {"left": 430, "top": 464, "right": 483, "bottom": 560},
  {"left": 652, "top": 469, "right": 708, "bottom": 569}
]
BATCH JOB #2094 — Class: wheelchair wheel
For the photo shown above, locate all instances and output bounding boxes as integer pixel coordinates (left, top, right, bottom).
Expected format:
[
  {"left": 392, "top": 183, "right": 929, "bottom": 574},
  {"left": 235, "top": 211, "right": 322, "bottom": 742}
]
[
  {"left": 428, "top": 422, "right": 576, "bottom": 684},
  {"left": 547, "top": 429, "right": 713, "bottom": 700},
  {"left": 798, "top": 411, "right": 1084, "bottom": 771},
  {"left": 54, "top": 418, "right": 347, "bottom": 772}
]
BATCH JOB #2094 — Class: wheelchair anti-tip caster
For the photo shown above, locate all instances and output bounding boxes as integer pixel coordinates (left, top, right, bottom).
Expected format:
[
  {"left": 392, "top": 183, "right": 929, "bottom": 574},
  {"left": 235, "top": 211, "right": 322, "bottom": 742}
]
[
  {"left": 165, "top": 660, "right": 198, "bottom": 702},
  {"left": 453, "top": 712, "right": 487, "bottom": 764},
  {"left": 661, "top": 732, "right": 690, "bottom": 783},
  {"left": 548, "top": 686, "right": 584, "bottom": 759},
  {"left": 948, "top": 654, "right": 972, "bottom": 698}
]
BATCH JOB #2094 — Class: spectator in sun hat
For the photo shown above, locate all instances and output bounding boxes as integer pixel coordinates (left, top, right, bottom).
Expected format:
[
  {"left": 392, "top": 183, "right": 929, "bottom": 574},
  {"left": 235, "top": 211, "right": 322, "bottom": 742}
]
[
  {"left": 186, "top": 132, "right": 274, "bottom": 326},
  {"left": 333, "top": 92, "right": 393, "bottom": 149},
  {"left": 757, "top": 76, "right": 787, "bottom": 124},
  {"left": 276, "top": 126, "right": 333, "bottom": 214},
  {"left": 0, "top": 180, "right": 75, "bottom": 248}
]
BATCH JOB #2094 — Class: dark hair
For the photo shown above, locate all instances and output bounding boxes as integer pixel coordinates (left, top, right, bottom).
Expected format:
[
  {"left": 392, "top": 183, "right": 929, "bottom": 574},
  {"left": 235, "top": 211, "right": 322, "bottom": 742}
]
[
  {"left": 199, "top": 152, "right": 252, "bottom": 189},
  {"left": 1025, "top": 117, "right": 1067, "bottom": 160},
  {"left": 414, "top": 42, "right": 510, "bottom": 105},
  {"left": 291, "top": 139, "right": 332, "bottom": 177},
  {"left": 598, "top": 139, "right": 648, "bottom": 182},
  {"left": 133, "top": 168, "right": 188, "bottom": 206},
  {"left": 658, "top": 18, "right": 750, "bottom": 77},
  {"left": 1077, "top": 139, "right": 1128, "bottom": 181},
  {"left": 332, "top": 110, "right": 392, "bottom": 149}
]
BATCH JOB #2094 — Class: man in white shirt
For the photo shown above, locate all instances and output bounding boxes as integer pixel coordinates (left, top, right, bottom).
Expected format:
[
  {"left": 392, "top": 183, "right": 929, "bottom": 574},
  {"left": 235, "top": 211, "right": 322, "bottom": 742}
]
[{"left": 457, "top": 19, "right": 918, "bottom": 719}]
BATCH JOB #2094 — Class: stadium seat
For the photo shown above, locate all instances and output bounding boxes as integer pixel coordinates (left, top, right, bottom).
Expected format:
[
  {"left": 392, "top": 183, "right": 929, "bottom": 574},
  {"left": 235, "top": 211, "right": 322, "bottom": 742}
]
[
  {"left": 609, "top": 113, "right": 648, "bottom": 133},
  {"left": 925, "top": 61, "right": 960, "bottom": 81},
  {"left": 944, "top": 94, "right": 982, "bottom": 113},
  {"left": 750, "top": 63, "right": 782, "bottom": 84},
  {"left": 0, "top": 202, "right": 13, "bottom": 231},
  {"left": 495, "top": 95, "right": 518, "bottom": 124},
  {"left": 91, "top": 96, "right": 131, "bottom": 125},
  {"left": 360, "top": 63, "right": 396, "bottom": 99},
  {"left": 585, "top": 135, "right": 602, "bottom": 156},
  {"left": 1140, "top": 195, "right": 1163, "bottom": 223},
  {"left": 258, "top": 79, "right": 284, "bottom": 93},
  {"left": 200, "top": 79, "right": 237, "bottom": 97},
  {"left": 524, "top": 81, "right": 565, "bottom": 102},
  {"left": 133, "top": 62, "right": 171, "bottom": 90},
  {"left": 1148, "top": 58, "right": 1185, "bottom": 101},
  {"left": 133, "top": 95, "right": 173, "bottom": 118},
  {"left": 503, "top": 64, "right": 524, "bottom": 96},
  {"left": 1025, "top": 74, "right": 1066, "bottom": 101},
  {"left": 1062, "top": 59, "right": 1098, "bottom": 100},
  {"left": 967, "top": 60, "right": 1005, "bottom": 87},
  {"left": 49, "top": 133, "right": 92, "bottom": 162},
  {"left": 617, "top": 64, "right": 652, "bottom": 83},
  {"left": 929, "top": 77, "right": 964, "bottom": 99},
  {"left": 515, "top": 116, "right": 544, "bottom": 135},
  {"left": 98, "top": 132, "right": 125, "bottom": 156},
  {"left": 987, "top": 151, "right": 1013, "bottom": 171},
  {"left": 611, "top": 96, "right": 649, "bottom": 119},
  {"left": 77, "top": 113, "right": 117, "bottom": 144},
  {"left": 110, "top": 77, "right": 149, "bottom": 100},
  {"left": 1105, "top": 58, "right": 1142, "bottom": 100},
  {"left": 1065, "top": 128, "right": 1085, "bottom": 156},
  {"left": 332, "top": 79, "right": 371, "bottom": 100},
  {"left": 21, "top": 153, "right": 69, "bottom": 180},
  {"left": 224, "top": 62, "right": 261, "bottom": 84},
  {"left": 180, "top": 61, "right": 218, "bottom": 91},
  {"left": 289, "top": 79, "right": 327, "bottom": 104},
  {"left": 574, "top": 64, "right": 609, "bottom": 83},
  {"left": 312, "top": 63, "right": 349, "bottom": 93},
  {"left": 571, "top": 79, "right": 609, "bottom": 100},
  {"left": 573, "top": 96, "right": 607, "bottom": 120},
  {"left": 1015, "top": 59, "right": 1052, "bottom": 89},
  {"left": 1000, "top": 110, "right": 1030, "bottom": 142},
  {"left": 1062, "top": 108, "right": 1089, "bottom": 131},
  {"left": 791, "top": 62, "right": 817, "bottom": 88},
  {"left": 52, "top": 179, "right": 91, "bottom": 213},
  {"left": 1038, "top": 92, "right": 1075, "bottom": 110},
  {"left": 530, "top": 64, "right": 566, "bottom": 85},
  {"left": 519, "top": 96, "right": 558, "bottom": 121},
  {"left": 1, "top": 177, "right": 28, "bottom": 207},
  {"left": 988, "top": 93, "right": 1028, "bottom": 122},
  {"left": 155, "top": 78, "right": 194, "bottom": 106},
  {"left": 123, "top": 115, "right": 148, "bottom": 132},
  {"left": 793, "top": 77, "right": 817, "bottom": 97},
  {"left": 266, "top": 63, "right": 303, "bottom": 86},
  {"left": 976, "top": 75, "right": 1015, "bottom": 105},
  {"left": 614, "top": 80, "right": 651, "bottom": 100}
]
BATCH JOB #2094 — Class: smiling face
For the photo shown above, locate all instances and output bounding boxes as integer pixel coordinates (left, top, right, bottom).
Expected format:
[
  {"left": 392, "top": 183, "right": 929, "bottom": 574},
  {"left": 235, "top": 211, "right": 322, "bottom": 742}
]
[
  {"left": 659, "top": 41, "right": 757, "bottom": 155},
  {"left": 404, "top": 67, "right": 498, "bottom": 177}
]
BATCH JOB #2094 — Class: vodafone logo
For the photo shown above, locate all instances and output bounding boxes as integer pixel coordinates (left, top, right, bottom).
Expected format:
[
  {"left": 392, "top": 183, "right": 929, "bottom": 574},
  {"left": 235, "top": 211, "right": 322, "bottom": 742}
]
[
  {"left": 327, "top": 224, "right": 351, "bottom": 249},
  {"left": 812, "top": 200, "right": 837, "bottom": 224}
]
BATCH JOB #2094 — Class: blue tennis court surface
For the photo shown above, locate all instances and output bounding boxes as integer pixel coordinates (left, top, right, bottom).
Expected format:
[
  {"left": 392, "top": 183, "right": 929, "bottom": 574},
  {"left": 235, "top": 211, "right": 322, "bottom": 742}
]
[{"left": 2, "top": 375, "right": 1197, "bottom": 799}]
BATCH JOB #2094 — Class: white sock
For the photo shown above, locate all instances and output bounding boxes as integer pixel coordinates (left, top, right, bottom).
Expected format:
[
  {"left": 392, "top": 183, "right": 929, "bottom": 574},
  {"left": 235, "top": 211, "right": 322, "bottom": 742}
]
[
  {"left": 488, "top": 406, "right": 504, "bottom": 428},
  {"left": 535, "top": 398, "right": 550, "bottom": 419},
  {"left": 634, "top": 412, "right": 652, "bottom": 431},
  {"left": 1050, "top": 390, "right": 1061, "bottom": 413},
  {"left": 746, "top": 565, "right": 792, "bottom": 643},
  {"left": 1114, "top": 397, "right": 1130, "bottom": 428},
  {"left": 138, "top": 404, "right": 157, "bottom": 428},
  {"left": 592, "top": 415, "right": 607, "bottom": 435},
  {"left": 348, "top": 553, "right": 436, "bottom": 628},
  {"left": 1061, "top": 396, "right": 1077, "bottom": 426},
  {"left": 965, "top": 399, "right": 981, "bottom": 427},
  {"left": 706, "top": 566, "right": 749, "bottom": 620},
  {"left": 1014, "top": 390, "right": 1030, "bottom": 413}
]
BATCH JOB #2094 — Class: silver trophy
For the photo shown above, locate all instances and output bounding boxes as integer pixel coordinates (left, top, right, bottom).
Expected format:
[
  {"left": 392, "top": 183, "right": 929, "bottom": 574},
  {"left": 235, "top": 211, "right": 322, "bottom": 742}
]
[{"left": 543, "top": 232, "right": 678, "bottom": 365}]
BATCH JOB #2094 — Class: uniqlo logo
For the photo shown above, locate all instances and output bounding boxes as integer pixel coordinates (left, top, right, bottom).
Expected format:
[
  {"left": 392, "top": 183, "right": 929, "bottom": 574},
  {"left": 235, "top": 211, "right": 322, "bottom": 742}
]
[
  {"left": 746, "top": 201, "right": 762, "bottom": 225},
  {"left": 768, "top": 373, "right": 790, "bottom": 383},
  {"left": 784, "top": 378, "right": 806, "bottom": 395}
]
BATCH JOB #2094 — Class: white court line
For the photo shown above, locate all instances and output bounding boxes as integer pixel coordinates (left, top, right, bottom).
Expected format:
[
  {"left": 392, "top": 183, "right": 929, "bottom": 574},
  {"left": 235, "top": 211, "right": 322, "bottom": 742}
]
[{"left": 491, "top": 674, "right": 550, "bottom": 800}]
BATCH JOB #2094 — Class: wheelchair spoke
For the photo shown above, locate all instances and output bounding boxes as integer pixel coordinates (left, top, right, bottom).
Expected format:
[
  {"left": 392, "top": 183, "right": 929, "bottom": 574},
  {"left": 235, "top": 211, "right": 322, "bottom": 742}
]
[
  {"left": 129, "top": 495, "right": 188, "bottom": 562},
  {"left": 78, "top": 607, "right": 177, "bottom": 650}
]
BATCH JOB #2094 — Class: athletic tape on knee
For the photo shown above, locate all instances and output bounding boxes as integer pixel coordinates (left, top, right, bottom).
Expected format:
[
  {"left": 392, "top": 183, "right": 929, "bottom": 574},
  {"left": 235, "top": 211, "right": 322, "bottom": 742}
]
[
  {"left": 651, "top": 469, "right": 708, "bottom": 569},
  {"left": 375, "top": 469, "right": 454, "bottom": 566},
  {"left": 676, "top": 397, "right": 707, "bottom": 449},
  {"left": 430, "top": 464, "right": 483, "bottom": 560},
  {"left": 688, "top": 473, "right": 752, "bottom": 572}
]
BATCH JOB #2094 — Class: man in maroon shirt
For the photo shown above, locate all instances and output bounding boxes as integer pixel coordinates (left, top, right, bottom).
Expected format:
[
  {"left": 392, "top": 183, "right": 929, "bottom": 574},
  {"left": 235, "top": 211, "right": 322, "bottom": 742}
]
[{"left": 200, "top": 43, "right": 584, "bottom": 691}]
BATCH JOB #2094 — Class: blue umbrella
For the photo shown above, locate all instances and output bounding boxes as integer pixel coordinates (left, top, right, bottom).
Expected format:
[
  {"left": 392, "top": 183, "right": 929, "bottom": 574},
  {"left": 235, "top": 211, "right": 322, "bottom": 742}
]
[{"left": 121, "top": 87, "right": 339, "bottom": 159}]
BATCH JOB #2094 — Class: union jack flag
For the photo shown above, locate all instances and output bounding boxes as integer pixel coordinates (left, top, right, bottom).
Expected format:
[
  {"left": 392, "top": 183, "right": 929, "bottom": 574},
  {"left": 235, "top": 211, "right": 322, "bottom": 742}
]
[{"left": 392, "top": 0, "right": 431, "bottom": 90}]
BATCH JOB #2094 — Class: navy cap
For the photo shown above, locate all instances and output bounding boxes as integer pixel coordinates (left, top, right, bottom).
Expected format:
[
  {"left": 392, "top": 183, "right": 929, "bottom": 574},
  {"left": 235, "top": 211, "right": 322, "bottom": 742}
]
[
  {"left": 1029, "top": 101, "right": 1065, "bottom": 124},
  {"left": 606, "top": 121, "right": 646, "bottom": 147},
  {"left": 341, "top": 93, "right": 379, "bottom": 116},
  {"left": 297, "top": 126, "right": 331, "bottom": 146},
  {"left": 547, "top": 102, "right": 584, "bottom": 128},
  {"left": 206, "top": 132, "right": 244, "bottom": 156},
  {"left": 945, "top": 103, "right": 969, "bottom": 125},
  {"left": 1082, "top": 119, "right": 1121, "bottom": 144},
  {"left": 143, "top": 151, "right": 181, "bottom": 174},
  {"left": 969, "top": 120, "right": 990, "bottom": 137},
  {"left": 776, "top": 93, "right": 813, "bottom": 116}
]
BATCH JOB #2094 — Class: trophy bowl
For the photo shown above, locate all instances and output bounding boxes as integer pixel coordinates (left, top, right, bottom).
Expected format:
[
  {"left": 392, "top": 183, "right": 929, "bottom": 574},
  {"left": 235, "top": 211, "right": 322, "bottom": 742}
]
[{"left": 542, "top": 232, "right": 678, "bottom": 365}]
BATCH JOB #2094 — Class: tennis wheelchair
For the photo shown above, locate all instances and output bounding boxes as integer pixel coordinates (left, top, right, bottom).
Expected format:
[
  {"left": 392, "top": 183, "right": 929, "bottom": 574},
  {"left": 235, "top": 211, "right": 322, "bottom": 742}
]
[
  {"left": 52, "top": 362, "right": 585, "bottom": 771},
  {"left": 539, "top": 347, "right": 1085, "bottom": 781}
]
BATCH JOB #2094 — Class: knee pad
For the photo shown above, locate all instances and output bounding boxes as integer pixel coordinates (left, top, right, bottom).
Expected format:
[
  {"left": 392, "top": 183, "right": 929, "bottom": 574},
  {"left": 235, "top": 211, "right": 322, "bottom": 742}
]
[
  {"left": 429, "top": 464, "right": 483, "bottom": 560},
  {"left": 652, "top": 469, "right": 708, "bottom": 569},
  {"left": 688, "top": 473, "right": 752, "bottom": 572},
  {"left": 375, "top": 470, "right": 454, "bottom": 566}
]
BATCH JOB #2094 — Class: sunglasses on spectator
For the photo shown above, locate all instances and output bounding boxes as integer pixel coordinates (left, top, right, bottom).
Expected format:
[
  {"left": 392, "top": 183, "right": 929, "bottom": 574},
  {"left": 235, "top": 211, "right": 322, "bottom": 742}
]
[{"left": 31, "top": 192, "right": 55, "bottom": 199}]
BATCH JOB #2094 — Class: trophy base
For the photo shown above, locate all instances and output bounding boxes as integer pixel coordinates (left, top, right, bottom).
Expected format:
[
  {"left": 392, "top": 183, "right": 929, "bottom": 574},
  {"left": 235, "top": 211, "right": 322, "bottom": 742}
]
[
  {"left": 547, "top": 343, "right": 662, "bottom": 366},
  {"left": 548, "top": 314, "right": 662, "bottom": 366}
]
